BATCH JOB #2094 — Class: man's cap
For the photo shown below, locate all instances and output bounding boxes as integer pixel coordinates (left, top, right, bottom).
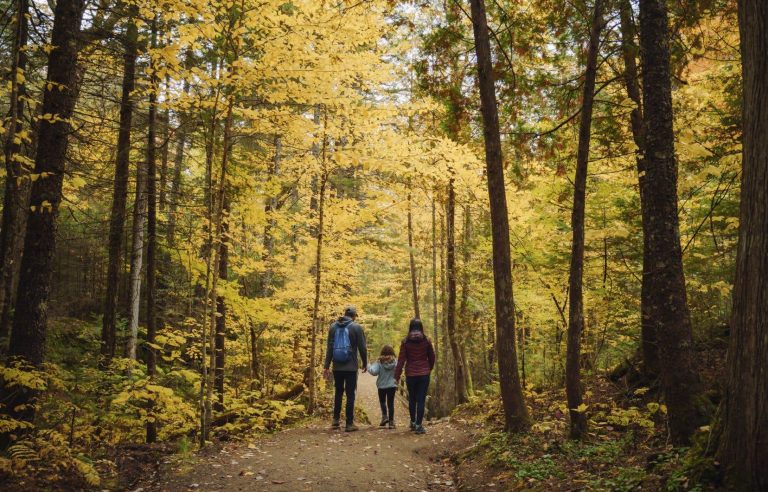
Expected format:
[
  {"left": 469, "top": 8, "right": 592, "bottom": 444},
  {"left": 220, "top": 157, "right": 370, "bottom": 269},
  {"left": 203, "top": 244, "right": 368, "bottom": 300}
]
[{"left": 344, "top": 305, "right": 358, "bottom": 317}]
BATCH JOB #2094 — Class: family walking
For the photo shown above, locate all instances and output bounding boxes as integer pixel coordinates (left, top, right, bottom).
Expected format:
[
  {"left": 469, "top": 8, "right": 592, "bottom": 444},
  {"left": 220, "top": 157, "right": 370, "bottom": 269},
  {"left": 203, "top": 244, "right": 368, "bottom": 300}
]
[{"left": 322, "top": 306, "right": 436, "bottom": 434}]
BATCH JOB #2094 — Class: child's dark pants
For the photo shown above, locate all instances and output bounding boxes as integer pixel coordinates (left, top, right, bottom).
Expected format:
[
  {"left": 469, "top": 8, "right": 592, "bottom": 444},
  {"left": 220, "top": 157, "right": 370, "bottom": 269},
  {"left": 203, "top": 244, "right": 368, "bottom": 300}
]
[{"left": 378, "top": 387, "right": 396, "bottom": 421}]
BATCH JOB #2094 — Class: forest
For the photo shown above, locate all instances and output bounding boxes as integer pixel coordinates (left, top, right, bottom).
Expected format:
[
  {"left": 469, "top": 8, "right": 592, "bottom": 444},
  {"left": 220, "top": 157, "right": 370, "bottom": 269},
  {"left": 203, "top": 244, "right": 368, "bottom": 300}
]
[{"left": 0, "top": 0, "right": 765, "bottom": 490}]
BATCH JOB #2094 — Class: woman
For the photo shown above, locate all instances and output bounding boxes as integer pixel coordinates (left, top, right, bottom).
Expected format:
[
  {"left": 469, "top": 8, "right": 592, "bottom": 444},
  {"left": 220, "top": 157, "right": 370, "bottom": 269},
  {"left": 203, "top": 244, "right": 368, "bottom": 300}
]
[{"left": 394, "top": 318, "right": 435, "bottom": 434}]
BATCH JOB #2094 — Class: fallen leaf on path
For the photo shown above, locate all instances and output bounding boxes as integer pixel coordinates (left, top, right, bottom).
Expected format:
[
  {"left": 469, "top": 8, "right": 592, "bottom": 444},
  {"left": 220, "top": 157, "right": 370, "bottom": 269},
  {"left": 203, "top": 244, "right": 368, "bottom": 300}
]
[{"left": 271, "top": 480, "right": 286, "bottom": 484}]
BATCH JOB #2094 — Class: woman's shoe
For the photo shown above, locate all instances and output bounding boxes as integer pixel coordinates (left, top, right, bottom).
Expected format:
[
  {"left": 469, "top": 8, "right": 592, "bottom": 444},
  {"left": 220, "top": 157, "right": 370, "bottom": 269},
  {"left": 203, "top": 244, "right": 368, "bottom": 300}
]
[
  {"left": 409, "top": 421, "right": 416, "bottom": 431},
  {"left": 388, "top": 420, "right": 396, "bottom": 429},
  {"left": 415, "top": 425, "right": 426, "bottom": 434},
  {"left": 379, "top": 416, "right": 389, "bottom": 427}
]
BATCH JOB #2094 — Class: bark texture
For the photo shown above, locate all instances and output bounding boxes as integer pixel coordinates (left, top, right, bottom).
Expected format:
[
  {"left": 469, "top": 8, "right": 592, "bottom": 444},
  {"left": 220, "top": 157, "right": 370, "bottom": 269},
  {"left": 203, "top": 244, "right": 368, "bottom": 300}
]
[
  {"left": 716, "top": 0, "right": 768, "bottom": 488},
  {"left": 214, "top": 198, "right": 229, "bottom": 412},
  {"left": 446, "top": 178, "right": 468, "bottom": 404},
  {"left": 102, "top": 11, "right": 138, "bottom": 363},
  {"left": 3, "top": 0, "right": 85, "bottom": 424},
  {"left": 566, "top": 0, "right": 603, "bottom": 440},
  {"left": 0, "top": 0, "right": 30, "bottom": 351},
  {"left": 407, "top": 187, "right": 420, "bottom": 319},
  {"left": 638, "top": 0, "right": 700, "bottom": 444},
  {"left": 619, "top": 0, "right": 658, "bottom": 380},
  {"left": 145, "top": 17, "right": 159, "bottom": 444},
  {"left": 469, "top": 0, "right": 529, "bottom": 432}
]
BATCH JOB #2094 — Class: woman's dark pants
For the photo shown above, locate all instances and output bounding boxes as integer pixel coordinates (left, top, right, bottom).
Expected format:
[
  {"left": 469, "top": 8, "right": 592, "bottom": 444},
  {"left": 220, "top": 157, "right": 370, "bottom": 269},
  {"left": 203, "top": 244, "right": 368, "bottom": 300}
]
[{"left": 406, "top": 375, "right": 430, "bottom": 425}]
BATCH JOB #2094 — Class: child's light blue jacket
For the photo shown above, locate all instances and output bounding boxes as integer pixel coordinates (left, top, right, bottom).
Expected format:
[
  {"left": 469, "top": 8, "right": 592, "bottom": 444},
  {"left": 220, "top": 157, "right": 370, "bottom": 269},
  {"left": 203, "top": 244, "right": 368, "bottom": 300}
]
[{"left": 367, "top": 358, "right": 397, "bottom": 389}]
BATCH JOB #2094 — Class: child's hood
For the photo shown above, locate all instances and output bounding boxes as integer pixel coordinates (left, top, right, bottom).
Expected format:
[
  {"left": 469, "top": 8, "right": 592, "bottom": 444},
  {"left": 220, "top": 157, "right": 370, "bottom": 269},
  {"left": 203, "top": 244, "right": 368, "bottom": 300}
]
[{"left": 380, "top": 359, "right": 396, "bottom": 370}]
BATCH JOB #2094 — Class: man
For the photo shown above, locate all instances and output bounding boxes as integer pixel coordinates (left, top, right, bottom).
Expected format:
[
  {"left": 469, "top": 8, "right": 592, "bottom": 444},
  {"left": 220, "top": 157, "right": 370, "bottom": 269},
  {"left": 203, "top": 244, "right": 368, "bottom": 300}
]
[{"left": 323, "top": 306, "right": 367, "bottom": 431}]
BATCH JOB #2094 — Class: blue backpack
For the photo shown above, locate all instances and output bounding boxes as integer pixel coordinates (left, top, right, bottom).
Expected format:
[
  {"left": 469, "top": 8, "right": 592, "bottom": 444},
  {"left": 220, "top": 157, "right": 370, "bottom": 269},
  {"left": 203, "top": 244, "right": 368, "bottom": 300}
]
[{"left": 332, "top": 324, "right": 353, "bottom": 363}]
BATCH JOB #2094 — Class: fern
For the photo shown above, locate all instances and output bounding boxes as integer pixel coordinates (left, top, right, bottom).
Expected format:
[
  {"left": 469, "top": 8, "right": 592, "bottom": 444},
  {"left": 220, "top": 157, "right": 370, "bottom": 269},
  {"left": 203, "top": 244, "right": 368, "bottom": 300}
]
[{"left": 8, "top": 441, "right": 39, "bottom": 462}]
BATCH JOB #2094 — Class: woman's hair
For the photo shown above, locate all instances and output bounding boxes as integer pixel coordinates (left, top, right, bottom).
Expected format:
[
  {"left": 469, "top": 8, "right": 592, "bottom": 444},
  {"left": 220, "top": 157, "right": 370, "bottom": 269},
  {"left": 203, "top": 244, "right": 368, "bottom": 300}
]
[
  {"left": 409, "top": 318, "right": 424, "bottom": 333},
  {"left": 380, "top": 344, "right": 395, "bottom": 356}
]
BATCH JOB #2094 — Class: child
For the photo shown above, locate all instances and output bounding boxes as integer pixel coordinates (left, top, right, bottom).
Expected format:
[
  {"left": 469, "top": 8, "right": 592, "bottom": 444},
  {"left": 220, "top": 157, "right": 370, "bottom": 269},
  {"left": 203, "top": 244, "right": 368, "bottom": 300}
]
[{"left": 367, "top": 345, "right": 398, "bottom": 429}]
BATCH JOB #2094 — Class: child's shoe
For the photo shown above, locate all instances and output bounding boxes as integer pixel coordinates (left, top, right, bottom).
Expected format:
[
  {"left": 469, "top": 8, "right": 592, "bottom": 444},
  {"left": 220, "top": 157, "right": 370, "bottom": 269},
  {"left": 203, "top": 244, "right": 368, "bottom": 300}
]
[
  {"left": 379, "top": 416, "right": 389, "bottom": 427},
  {"left": 388, "top": 419, "right": 396, "bottom": 429}
]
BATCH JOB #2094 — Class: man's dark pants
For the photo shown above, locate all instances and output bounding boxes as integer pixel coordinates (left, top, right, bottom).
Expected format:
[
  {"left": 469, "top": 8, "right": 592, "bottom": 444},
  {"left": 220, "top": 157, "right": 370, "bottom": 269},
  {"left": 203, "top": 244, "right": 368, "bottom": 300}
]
[{"left": 333, "top": 370, "right": 358, "bottom": 424}]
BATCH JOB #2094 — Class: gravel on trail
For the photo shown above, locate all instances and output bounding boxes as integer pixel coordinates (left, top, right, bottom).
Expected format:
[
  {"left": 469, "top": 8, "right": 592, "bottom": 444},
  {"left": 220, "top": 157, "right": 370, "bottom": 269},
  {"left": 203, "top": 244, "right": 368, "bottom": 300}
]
[{"left": 143, "top": 372, "right": 469, "bottom": 491}]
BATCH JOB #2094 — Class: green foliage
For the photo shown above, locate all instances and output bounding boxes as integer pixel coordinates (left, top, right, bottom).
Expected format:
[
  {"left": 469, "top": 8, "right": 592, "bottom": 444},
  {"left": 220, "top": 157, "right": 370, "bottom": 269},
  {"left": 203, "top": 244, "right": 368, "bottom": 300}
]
[{"left": 0, "top": 430, "right": 100, "bottom": 488}]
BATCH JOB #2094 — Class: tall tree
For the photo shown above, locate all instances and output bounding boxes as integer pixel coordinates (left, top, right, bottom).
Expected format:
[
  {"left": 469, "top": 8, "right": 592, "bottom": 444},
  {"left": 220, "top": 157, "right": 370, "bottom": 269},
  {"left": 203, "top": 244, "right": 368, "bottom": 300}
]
[
  {"left": 446, "top": 176, "right": 469, "bottom": 404},
  {"left": 213, "top": 197, "right": 229, "bottom": 412},
  {"left": 125, "top": 145, "right": 147, "bottom": 360},
  {"left": 308, "top": 110, "right": 328, "bottom": 414},
  {"left": 407, "top": 184, "right": 420, "bottom": 318},
  {"left": 715, "top": 0, "right": 768, "bottom": 488},
  {"left": 469, "top": 0, "right": 530, "bottom": 432},
  {"left": 0, "top": 0, "right": 30, "bottom": 352},
  {"left": 145, "top": 16, "right": 159, "bottom": 444},
  {"left": 618, "top": 0, "right": 658, "bottom": 379},
  {"left": 2, "top": 0, "right": 86, "bottom": 424},
  {"left": 166, "top": 52, "right": 193, "bottom": 247},
  {"left": 431, "top": 193, "right": 441, "bottom": 401},
  {"left": 566, "top": 0, "right": 604, "bottom": 440},
  {"left": 638, "top": 0, "right": 700, "bottom": 444},
  {"left": 458, "top": 204, "right": 474, "bottom": 396},
  {"left": 102, "top": 7, "right": 139, "bottom": 364}
]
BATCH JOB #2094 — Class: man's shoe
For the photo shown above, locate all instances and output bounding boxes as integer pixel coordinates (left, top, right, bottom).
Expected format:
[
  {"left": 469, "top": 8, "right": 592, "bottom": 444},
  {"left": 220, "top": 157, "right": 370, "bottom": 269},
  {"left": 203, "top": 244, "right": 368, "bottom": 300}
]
[
  {"left": 344, "top": 423, "right": 359, "bottom": 432},
  {"left": 415, "top": 425, "right": 426, "bottom": 434},
  {"left": 331, "top": 419, "right": 340, "bottom": 429},
  {"left": 388, "top": 420, "right": 396, "bottom": 429},
  {"left": 409, "top": 421, "right": 416, "bottom": 431},
  {"left": 379, "top": 417, "right": 389, "bottom": 427}
]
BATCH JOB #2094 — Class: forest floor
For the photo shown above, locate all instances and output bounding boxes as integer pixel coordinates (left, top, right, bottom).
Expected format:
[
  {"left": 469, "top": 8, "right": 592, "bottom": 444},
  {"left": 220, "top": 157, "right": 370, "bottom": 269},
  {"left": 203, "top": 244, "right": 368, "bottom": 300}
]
[{"left": 138, "top": 374, "right": 477, "bottom": 491}]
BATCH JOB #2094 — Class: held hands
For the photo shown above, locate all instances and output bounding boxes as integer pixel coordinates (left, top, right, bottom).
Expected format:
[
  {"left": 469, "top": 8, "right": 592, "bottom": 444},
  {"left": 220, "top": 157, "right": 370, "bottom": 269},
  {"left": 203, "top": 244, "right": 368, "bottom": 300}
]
[{"left": 361, "top": 365, "right": 368, "bottom": 373}]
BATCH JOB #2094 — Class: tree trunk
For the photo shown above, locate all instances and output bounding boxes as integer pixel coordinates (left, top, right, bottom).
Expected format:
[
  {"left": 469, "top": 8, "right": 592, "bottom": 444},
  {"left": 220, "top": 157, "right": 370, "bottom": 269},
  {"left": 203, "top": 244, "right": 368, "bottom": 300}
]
[
  {"left": 245, "top": 135, "right": 282, "bottom": 389},
  {"left": 618, "top": 0, "right": 658, "bottom": 380},
  {"left": 214, "top": 197, "right": 229, "bottom": 412},
  {"left": 639, "top": 0, "right": 700, "bottom": 444},
  {"left": 566, "top": 0, "right": 603, "bottom": 440},
  {"left": 438, "top": 205, "right": 450, "bottom": 406},
  {"left": 199, "top": 54, "right": 222, "bottom": 447},
  {"left": 446, "top": 178, "right": 468, "bottom": 404},
  {"left": 166, "top": 53, "right": 192, "bottom": 247},
  {"left": 125, "top": 149, "right": 147, "bottom": 360},
  {"left": 469, "top": 0, "right": 530, "bottom": 432},
  {"left": 715, "top": 0, "right": 768, "bottom": 488},
  {"left": 205, "top": 96, "right": 234, "bottom": 436},
  {"left": 144, "top": 17, "right": 159, "bottom": 445},
  {"left": 407, "top": 185, "right": 420, "bottom": 319},
  {"left": 459, "top": 204, "right": 473, "bottom": 396},
  {"left": 308, "top": 112, "right": 328, "bottom": 414},
  {"left": 159, "top": 78, "right": 170, "bottom": 212},
  {"left": 431, "top": 193, "right": 441, "bottom": 402},
  {"left": 0, "top": 0, "right": 30, "bottom": 353},
  {"left": 102, "top": 9, "right": 138, "bottom": 364},
  {"left": 2, "top": 0, "right": 85, "bottom": 427},
  {"left": 308, "top": 171, "right": 327, "bottom": 414}
]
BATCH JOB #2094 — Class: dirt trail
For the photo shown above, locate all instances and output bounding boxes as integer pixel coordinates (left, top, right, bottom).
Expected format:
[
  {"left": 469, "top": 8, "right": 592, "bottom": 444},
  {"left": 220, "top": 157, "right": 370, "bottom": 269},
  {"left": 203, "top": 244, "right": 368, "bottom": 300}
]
[{"left": 146, "top": 373, "right": 470, "bottom": 491}]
